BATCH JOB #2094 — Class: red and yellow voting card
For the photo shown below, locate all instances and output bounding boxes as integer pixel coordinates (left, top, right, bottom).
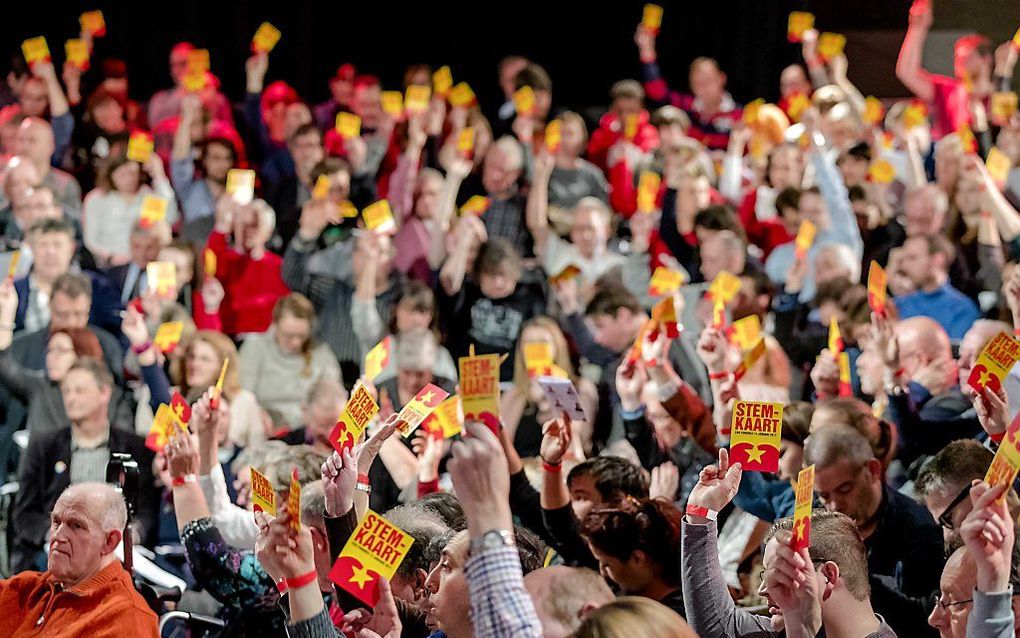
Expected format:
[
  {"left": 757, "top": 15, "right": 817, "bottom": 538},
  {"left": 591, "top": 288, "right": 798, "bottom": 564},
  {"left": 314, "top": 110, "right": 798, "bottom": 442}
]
[
  {"left": 459, "top": 352, "right": 500, "bottom": 431},
  {"left": 80, "top": 10, "right": 107, "bottom": 37},
  {"left": 863, "top": 97, "right": 885, "bottom": 127},
  {"left": 817, "top": 32, "right": 846, "bottom": 61},
  {"left": 169, "top": 391, "right": 191, "bottom": 431},
  {"left": 335, "top": 112, "right": 362, "bottom": 140},
  {"left": 729, "top": 401, "right": 783, "bottom": 473},
  {"left": 312, "top": 174, "right": 331, "bottom": 200},
  {"left": 636, "top": 171, "right": 661, "bottom": 213},
  {"left": 642, "top": 4, "right": 664, "bottom": 34},
  {"left": 460, "top": 195, "right": 491, "bottom": 217},
  {"left": 650, "top": 296, "right": 680, "bottom": 338},
  {"left": 433, "top": 66, "right": 453, "bottom": 97},
  {"left": 867, "top": 159, "right": 895, "bottom": 184},
  {"left": 707, "top": 271, "right": 742, "bottom": 304},
  {"left": 457, "top": 128, "right": 475, "bottom": 157},
  {"left": 203, "top": 248, "right": 217, "bottom": 279},
  {"left": 791, "top": 465, "right": 815, "bottom": 551},
  {"left": 513, "top": 86, "right": 536, "bottom": 117},
  {"left": 127, "top": 131, "right": 154, "bottom": 163},
  {"left": 146, "top": 261, "right": 176, "bottom": 300},
  {"left": 22, "top": 37, "right": 50, "bottom": 67},
  {"left": 985, "top": 414, "right": 1020, "bottom": 498},
  {"left": 7, "top": 250, "right": 20, "bottom": 280},
  {"left": 330, "top": 509, "right": 414, "bottom": 607},
  {"left": 65, "top": 39, "right": 90, "bottom": 70},
  {"left": 330, "top": 384, "right": 379, "bottom": 455},
  {"left": 728, "top": 315, "right": 761, "bottom": 351},
  {"left": 381, "top": 91, "right": 404, "bottom": 117},
  {"left": 145, "top": 403, "right": 178, "bottom": 452},
  {"left": 226, "top": 169, "right": 256, "bottom": 205},
  {"left": 786, "top": 93, "right": 811, "bottom": 123},
  {"left": 548, "top": 264, "right": 581, "bottom": 286},
  {"left": 140, "top": 195, "right": 168, "bottom": 228},
  {"left": 828, "top": 317, "right": 843, "bottom": 354},
  {"left": 987, "top": 147, "right": 1012, "bottom": 187},
  {"left": 647, "top": 266, "right": 683, "bottom": 297},
  {"left": 449, "top": 82, "right": 476, "bottom": 108},
  {"left": 288, "top": 467, "right": 302, "bottom": 533},
  {"left": 396, "top": 384, "right": 450, "bottom": 437},
  {"left": 524, "top": 342, "right": 555, "bottom": 378},
  {"left": 252, "top": 22, "right": 281, "bottom": 53},
  {"left": 902, "top": 101, "right": 928, "bottom": 130},
  {"left": 545, "top": 119, "right": 562, "bottom": 153},
  {"left": 187, "top": 49, "right": 210, "bottom": 75},
  {"left": 363, "top": 336, "right": 391, "bottom": 381},
  {"left": 405, "top": 85, "right": 431, "bottom": 115},
  {"left": 991, "top": 92, "right": 1018, "bottom": 125},
  {"left": 742, "top": 99, "right": 764, "bottom": 126},
  {"left": 787, "top": 12, "right": 814, "bottom": 43},
  {"left": 250, "top": 466, "right": 277, "bottom": 516},
  {"left": 153, "top": 321, "right": 184, "bottom": 354},
  {"left": 868, "top": 261, "right": 887, "bottom": 316},
  {"left": 340, "top": 200, "right": 359, "bottom": 219},
  {"left": 362, "top": 200, "right": 396, "bottom": 233},
  {"left": 838, "top": 352, "right": 852, "bottom": 397},
  {"left": 422, "top": 395, "right": 463, "bottom": 439},
  {"left": 183, "top": 71, "right": 209, "bottom": 93},
  {"left": 711, "top": 298, "right": 726, "bottom": 330},
  {"left": 794, "top": 220, "right": 816, "bottom": 260},
  {"left": 968, "top": 332, "right": 1020, "bottom": 395},
  {"left": 734, "top": 338, "right": 767, "bottom": 381}
]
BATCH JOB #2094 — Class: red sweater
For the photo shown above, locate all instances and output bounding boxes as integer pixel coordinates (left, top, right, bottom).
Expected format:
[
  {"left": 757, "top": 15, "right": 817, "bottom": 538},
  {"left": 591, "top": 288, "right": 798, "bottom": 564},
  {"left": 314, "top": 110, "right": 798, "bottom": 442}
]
[
  {"left": 207, "top": 231, "right": 289, "bottom": 335},
  {"left": 737, "top": 190, "right": 794, "bottom": 259},
  {"left": 0, "top": 561, "right": 158, "bottom": 637}
]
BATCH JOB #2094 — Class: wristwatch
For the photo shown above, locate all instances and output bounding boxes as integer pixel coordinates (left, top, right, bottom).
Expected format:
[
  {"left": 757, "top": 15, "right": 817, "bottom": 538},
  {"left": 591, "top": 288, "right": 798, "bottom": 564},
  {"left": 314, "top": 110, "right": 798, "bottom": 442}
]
[{"left": 469, "top": 529, "right": 515, "bottom": 556}]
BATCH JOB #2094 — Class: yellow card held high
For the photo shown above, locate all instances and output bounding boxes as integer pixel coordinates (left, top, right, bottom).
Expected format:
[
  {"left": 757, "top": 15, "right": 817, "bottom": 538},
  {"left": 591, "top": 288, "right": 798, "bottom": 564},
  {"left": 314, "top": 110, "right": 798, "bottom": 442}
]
[
  {"left": 728, "top": 315, "right": 762, "bottom": 351},
  {"left": 288, "top": 468, "right": 302, "bottom": 533},
  {"left": 968, "top": 332, "right": 1020, "bottom": 395},
  {"left": 867, "top": 261, "right": 887, "bottom": 316},
  {"left": 363, "top": 336, "right": 392, "bottom": 381},
  {"left": 647, "top": 266, "right": 683, "bottom": 297},
  {"left": 791, "top": 465, "right": 815, "bottom": 551},
  {"left": 363, "top": 200, "right": 396, "bottom": 233},
  {"left": 127, "top": 132, "right": 154, "bottom": 163},
  {"left": 153, "top": 321, "right": 184, "bottom": 354},
  {"left": 330, "top": 384, "right": 380, "bottom": 455},
  {"left": 459, "top": 350, "right": 501, "bottom": 431},
  {"left": 329, "top": 509, "right": 414, "bottom": 607},
  {"left": 395, "top": 383, "right": 450, "bottom": 437},
  {"left": 433, "top": 66, "right": 453, "bottom": 97},
  {"left": 252, "top": 22, "right": 281, "bottom": 53},
  {"left": 729, "top": 401, "right": 784, "bottom": 473},
  {"left": 140, "top": 195, "right": 168, "bottom": 228},
  {"left": 787, "top": 12, "right": 814, "bottom": 43},
  {"left": 250, "top": 466, "right": 277, "bottom": 516}
]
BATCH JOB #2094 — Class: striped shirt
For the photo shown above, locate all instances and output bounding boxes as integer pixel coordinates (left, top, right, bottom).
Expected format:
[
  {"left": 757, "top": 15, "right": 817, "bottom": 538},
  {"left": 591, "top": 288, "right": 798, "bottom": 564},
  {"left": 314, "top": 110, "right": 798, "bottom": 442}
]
[
  {"left": 465, "top": 544, "right": 543, "bottom": 638},
  {"left": 70, "top": 432, "right": 110, "bottom": 486}
]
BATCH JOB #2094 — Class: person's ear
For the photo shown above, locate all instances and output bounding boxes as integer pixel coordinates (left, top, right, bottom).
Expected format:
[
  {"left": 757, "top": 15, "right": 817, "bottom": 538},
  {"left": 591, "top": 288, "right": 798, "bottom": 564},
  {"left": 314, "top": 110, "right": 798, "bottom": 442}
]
[
  {"left": 629, "top": 549, "right": 649, "bottom": 568},
  {"left": 866, "top": 458, "right": 883, "bottom": 482},
  {"left": 310, "top": 526, "right": 327, "bottom": 552},
  {"left": 820, "top": 561, "right": 839, "bottom": 601},
  {"left": 413, "top": 567, "right": 429, "bottom": 601},
  {"left": 578, "top": 602, "right": 600, "bottom": 620},
  {"left": 103, "top": 528, "right": 123, "bottom": 555}
]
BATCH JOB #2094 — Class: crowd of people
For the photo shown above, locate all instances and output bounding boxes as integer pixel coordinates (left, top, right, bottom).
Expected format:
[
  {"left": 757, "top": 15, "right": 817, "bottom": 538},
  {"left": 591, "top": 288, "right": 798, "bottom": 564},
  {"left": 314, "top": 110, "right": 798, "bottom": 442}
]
[{"left": 3, "top": 1, "right": 1020, "bottom": 636}]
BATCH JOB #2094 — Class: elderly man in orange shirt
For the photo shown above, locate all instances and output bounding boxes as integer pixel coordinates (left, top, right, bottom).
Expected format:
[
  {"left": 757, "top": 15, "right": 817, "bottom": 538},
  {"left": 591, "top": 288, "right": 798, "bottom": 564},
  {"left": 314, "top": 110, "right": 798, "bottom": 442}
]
[{"left": 0, "top": 482, "right": 158, "bottom": 637}]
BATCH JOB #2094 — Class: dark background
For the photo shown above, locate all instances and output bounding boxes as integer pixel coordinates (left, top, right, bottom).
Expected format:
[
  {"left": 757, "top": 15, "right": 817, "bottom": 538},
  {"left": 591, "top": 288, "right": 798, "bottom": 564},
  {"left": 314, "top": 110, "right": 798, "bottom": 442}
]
[{"left": 3, "top": 0, "right": 1017, "bottom": 114}]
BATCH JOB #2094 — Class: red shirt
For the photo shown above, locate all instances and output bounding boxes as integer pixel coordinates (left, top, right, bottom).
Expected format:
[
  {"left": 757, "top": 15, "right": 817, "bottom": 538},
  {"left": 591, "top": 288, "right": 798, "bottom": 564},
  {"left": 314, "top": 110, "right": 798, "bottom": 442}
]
[
  {"left": 737, "top": 189, "right": 794, "bottom": 259},
  {"left": 207, "top": 231, "right": 289, "bottom": 335}
]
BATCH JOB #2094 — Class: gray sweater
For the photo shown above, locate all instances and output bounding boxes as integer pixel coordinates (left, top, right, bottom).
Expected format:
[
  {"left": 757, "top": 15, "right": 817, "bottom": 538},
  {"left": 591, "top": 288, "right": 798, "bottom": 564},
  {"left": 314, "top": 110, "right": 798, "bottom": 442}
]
[
  {"left": 681, "top": 520, "right": 897, "bottom": 638},
  {"left": 967, "top": 589, "right": 1015, "bottom": 638}
]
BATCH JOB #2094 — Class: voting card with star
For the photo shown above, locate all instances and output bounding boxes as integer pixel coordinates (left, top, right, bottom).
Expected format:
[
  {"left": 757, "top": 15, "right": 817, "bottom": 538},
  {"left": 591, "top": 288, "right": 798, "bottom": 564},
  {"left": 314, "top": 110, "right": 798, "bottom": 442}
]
[
  {"left": 330, "top": 509, "right": 414, "bottom": 607},
  {"left": 985, "top": 417, "right": 1020, "bottom": 498},
  {"left": 968, "top": 332, "right": 1020, "bottom": 396},
  {"left": 791, "top": 464, "right": 815, "bottom": 552},
  {"left": 250, "top": 466, "right": 277, "bottom": 516},
  {"left": 537, "top": 376, "right": 587, "bottom": 422},
  {"left": 459, "top": 351, "right": 501, "bottom": 429},
  {"left": 728, "top": 401, "right": 783, "bottom": 473},
  {"left": 330, "top": 383, "right": 379, "bottom": 455},
  {"left": 395, "top": 383, "right": 450, "bottom": 438}
]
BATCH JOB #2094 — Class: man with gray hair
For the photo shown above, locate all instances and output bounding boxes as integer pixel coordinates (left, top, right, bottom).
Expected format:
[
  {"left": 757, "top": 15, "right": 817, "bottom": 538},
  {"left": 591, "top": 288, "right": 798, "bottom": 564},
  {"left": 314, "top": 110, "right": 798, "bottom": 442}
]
[
  {"left": 0, "top": 482, "right": 158, "bottom": 636},
  {"left": 524, "top": 565, "right": 614, "bottom": 637},
  {"left": 806, "top": 423, "right": 944, "bottom": 636},
  {"left": 478, "top": 135, "right": 531, "bottom": 256}
]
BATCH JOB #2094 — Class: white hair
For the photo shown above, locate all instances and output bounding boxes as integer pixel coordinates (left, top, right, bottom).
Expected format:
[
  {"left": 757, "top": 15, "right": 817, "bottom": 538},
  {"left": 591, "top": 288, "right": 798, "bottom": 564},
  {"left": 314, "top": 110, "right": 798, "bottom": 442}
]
[
  {"left": 490, "top": 136, "right": 525, "bottom": 172},
  {"left": 57, "top": 483, "right": 128, "bottom": 532},
  {"left": 815, "top": 244, "right": 861, "bottom": 282}
]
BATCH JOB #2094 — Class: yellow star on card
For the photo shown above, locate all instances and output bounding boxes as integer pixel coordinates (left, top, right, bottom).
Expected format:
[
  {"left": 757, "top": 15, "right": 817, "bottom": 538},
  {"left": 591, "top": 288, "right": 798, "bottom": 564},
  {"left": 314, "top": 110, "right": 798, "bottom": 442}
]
[
  {"left": 745, "top": 444, "right": 766, "bottom": 464},
  {"left": 349, "top": 564, "right": 374, "bottom": 588},
  {"left": 420, "top": 389, "right": 436, "bottom": 405}
]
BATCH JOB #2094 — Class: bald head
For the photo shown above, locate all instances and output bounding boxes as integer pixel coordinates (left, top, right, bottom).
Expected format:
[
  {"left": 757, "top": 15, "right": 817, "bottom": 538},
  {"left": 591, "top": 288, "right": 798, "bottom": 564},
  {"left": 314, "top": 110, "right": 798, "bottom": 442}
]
[
  {"left": 524, "top": 566, "right": 614, "bottom": 638},
  {"left": 16, "top": 116, "right": 55, "bottom": 168},
  {"left": 897, "top": 316, "right": 952, "bottom": 363},
  {"left": 57, "top": 482, "right": 128, "bottom": 532}
]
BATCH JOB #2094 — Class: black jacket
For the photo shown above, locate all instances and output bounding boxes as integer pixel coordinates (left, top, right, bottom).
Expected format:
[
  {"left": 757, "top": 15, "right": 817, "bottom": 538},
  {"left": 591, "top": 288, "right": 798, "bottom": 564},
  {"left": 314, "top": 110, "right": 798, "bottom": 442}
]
[{"left": 11, "top": 425, "right": 159, "bottom": 573}]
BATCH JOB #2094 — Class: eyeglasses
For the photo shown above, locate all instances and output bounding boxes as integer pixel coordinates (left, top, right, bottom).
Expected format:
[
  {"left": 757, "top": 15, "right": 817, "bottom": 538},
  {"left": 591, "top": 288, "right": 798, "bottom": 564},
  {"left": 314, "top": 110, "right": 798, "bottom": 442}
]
[
  {"left": 937, "top": 484, "right": 973, "bottom": 531},
  {"left": 759, "top": 558, "right": 828, "bottom": 584},
  {"left": 935, "top": 594, "right": 973, "bottom": 611}
]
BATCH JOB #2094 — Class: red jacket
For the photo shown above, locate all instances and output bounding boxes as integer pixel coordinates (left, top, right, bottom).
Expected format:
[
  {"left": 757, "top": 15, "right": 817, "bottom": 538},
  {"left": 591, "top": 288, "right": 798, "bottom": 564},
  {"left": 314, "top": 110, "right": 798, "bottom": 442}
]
[
  {"left": 737, "top": 189, "right": 793, "bottom": 259},
  {"left": 207, "top": 231, "right": 289, "bottom": 335},
  {"left": 586, "top": 110, "right": 659, "bottom": 176},
  {"left": 0, "top": 561, "right": 158, "bottom": 637}
]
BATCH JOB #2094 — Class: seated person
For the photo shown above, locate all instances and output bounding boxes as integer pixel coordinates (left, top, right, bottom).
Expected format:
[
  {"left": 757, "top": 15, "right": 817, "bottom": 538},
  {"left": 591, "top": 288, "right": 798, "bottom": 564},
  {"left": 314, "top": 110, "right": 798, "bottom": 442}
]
[
  {"left": 0, "top": 482, "right": 158, "bottom": 636},
  {"left": 11, "top": 358, "right": 157, "bottom": 574},
  {"left": 894, "top": 234, "right": 980, "bottom": 341},
  {"left": 523, "top": 565, "right": 614, "bottom": 638}
]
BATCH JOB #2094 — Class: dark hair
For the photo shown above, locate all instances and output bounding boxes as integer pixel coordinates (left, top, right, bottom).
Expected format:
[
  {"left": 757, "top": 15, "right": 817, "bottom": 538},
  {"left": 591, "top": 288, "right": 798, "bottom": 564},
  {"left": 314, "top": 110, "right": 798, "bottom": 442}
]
[
  {"left": 289, "top": 122, "right": 322, "bottom": 147},
  {"left": 417, "top": 492, "right": 466, "bottom": 530},
  {"left": 915, "top": 439, "right": 994, "bottom": 500},
  {"left": 65, "top": 356, "right": 114, "bottom": 390},
  {"left": 567, "top": 456, "right": 649, "bottom": 501},
  {"left": 912, "top": 233, "right": 956, "bottom": 264},
  {"left": 97, "top": 152, "right": 146, "bottom": 192},
  {"left": 198, "top": 136, "right": 238, "bottom": 165},
  {"left": 584, "top": 285, "right": 641, "bottom": 318},
  {"left": 473, "top": 238, "right": 522, "bottom": 281},
  {"left": 514, "top": 63, "right": 552, "bottom": 92},
  {"left": 28, "top": 217, "right": 75, "bottom": 239},
  {"left": 310, "top": 157, "right": 352, "bottom": 184},
  {"left": 814, "top": 278, "right": 854, "bottom": 309},
  {"left": 52, "top": 272, "right": 92, "bottom": 301},
  {"left": 580, "top": 497, "right": 681, "bottom": 585},
  {"left": 766, "top": 510, "right": 870, "bottom": 600},
  {"left": 847, "top": 184, "right": 869, "bottom": 204},
  {"left": 513, "top": 523, "right": 548, "bottom": 575},
  {"left": 383, "top": 504, "right": 450, "bottom": 578},
  {"left": 782, "top": 401, "right": 812, "bottom": 445},
  {"left": 388, "top": 279, "right": 439, "bottom": 336},
  {"left": 840, "top": 142, "right": 872, "bottom": 164},
  {"left": 694, "top": 205, "right": 744, "bottom": 241},
  {"left": 775, "top": 186, "right": 801, "bottom": 216}
]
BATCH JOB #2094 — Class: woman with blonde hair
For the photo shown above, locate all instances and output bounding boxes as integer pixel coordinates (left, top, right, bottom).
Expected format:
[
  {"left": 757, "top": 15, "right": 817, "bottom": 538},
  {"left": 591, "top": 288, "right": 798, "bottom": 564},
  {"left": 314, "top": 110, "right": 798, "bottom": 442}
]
[
  {"left": 571, "top": 596, "right": 697, "bottom": 638},
  {"left": 501, "top": 316, "right": 597, "bottom": 458}
]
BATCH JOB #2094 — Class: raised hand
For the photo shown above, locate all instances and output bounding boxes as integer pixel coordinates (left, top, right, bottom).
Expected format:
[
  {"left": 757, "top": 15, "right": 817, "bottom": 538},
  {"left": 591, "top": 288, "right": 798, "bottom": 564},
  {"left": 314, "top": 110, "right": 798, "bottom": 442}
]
[
  {"left": 447, "top": 421, "right": 512, "bottom": 537},
  {"left": 763, "top": 533, "right": 820, "bottom": 638},
  {"left": 539, "top": 413, "right": 573, "bottom": 466},
  {"left": 321, "top": 447, "right": 357, "bottom": 517},
  {"left": 687, "top": 448, "right": 742, "bottom": 517},
  {"left": 696, "top": 327, "right": 730, "bottom": 375},
  {"left": 357, "top": 419, "right": 398, "bottom": 477},
  {"left": 808, "top": 350, "right": 840, "bottom": 399},
  {"left": 961, "top": 481, "right": 1014, "bottom": 593},
  {"left": 120, "top": 304, "right": 150, "bottom": 347},
  {"left": 166, "top": 430, "right": 200, "bottom": 478},
  {"left": 634, "top": 24, "right": 657, "bottom": 62},
  {"left": 615, "top": 359, "right": 646, "bottom": 412},
  {"left": 649, "top": 461, "right": 680, "bottom": 502},
  {"left": 908, "top": 0, "right": 933, "bottom": 30},
  {"left": 339, "top": 578, "right": 403, "bottom": 638},
  {"left": 412, "top": 429, "right": 444, "bottom": 483}
]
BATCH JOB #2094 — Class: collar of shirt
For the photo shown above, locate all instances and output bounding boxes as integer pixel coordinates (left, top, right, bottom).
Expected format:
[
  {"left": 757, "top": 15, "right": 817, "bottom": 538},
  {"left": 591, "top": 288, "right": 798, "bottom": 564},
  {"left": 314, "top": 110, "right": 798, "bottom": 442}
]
[
  {"left": 70, "top": 428, "right": 110, "bottom": 451},
  {"left": 692, "top": 92, "right": 736, "bottom": 116}
]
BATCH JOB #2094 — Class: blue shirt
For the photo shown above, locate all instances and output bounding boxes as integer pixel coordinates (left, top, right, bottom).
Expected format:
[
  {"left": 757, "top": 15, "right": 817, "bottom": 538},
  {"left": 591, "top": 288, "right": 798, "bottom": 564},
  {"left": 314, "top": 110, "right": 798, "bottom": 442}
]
[{"left": 895, "top": 282, "right": 981, "bottom": 341}]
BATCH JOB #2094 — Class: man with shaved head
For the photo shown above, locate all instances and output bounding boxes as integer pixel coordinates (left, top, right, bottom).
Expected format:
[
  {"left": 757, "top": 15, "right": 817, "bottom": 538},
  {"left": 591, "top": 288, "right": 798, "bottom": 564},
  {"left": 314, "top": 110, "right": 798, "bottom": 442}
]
[
  {"left": 13, "top": 117, "right": 81, "bottom": 219},
  {"left": 0, "top": 482, "right": 158, "bottom": 636},
  {"left": 524, "top": 565, "right": 614, "bottom": 637}
]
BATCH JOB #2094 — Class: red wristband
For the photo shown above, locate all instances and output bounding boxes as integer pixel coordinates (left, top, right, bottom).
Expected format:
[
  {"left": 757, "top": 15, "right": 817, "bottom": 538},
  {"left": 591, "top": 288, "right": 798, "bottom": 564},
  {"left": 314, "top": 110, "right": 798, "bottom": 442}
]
[
  {"left": 131, "top": 341, "right": 153, "bottom": 355},
  {"left": 991, "top": 431, "right": 1006, "bottom": 443},
  {"left": 542, "top": 460, "right": 562, "bottom": 473},
  {"left": 685, "top": 504, "right": 718, "bottom": 521},
  {"left": 285, "top": 569, "right": 317, "bottom": 590},
  {"left": 708, "top": 371, "right": 729, "bottom": 380},
  {"left": 275, "top": 578, "right": 289, "bottom": 593},
  {"left": 172, "top": 476, "right": 186, "bottom": 487},
  {"left": 1014, "top": 328, "right": 1020, "bottom": 338},
  {"left": 357, "top": 473, "right": 370, "bottom": 484}
]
